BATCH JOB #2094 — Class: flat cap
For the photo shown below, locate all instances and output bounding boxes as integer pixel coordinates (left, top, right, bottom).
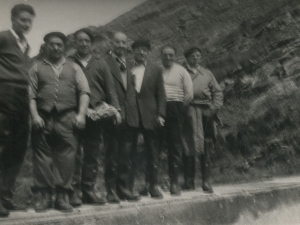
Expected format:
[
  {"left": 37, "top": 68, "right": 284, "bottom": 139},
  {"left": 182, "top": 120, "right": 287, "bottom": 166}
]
[
  {"left": 131, "top": 39, "right": 151, "bottom": 50},
  {"left": 44, "top": 32, "right": 67, "bottom": 44}
]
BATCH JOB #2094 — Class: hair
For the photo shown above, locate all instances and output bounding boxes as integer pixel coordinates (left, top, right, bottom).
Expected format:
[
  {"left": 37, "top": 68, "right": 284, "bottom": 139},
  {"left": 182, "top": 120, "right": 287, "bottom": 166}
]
[
  {"left": 11, "top": 4, "right": 35, "bottom": 18},
  {"left": 184, "top": 47, "right": 202, "bottom": 58},
  {"left": 161, "top": 45, "right": 177, "bottom": 55},
  {"left": 74, "top": 28, "right": 94, "bottom": 43},
  {"left": 131, "top": 39, "right": 151, "bottom": 51}
]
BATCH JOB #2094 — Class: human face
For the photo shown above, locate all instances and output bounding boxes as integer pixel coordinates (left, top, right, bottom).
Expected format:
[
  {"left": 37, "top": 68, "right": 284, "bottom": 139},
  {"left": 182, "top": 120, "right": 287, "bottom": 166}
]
[
  {"left": 12, "top": 11, "right": 34, "bottom": 35},
  {"left": 112, "top": 32, "right": 127, "bottom": 57},
  {"left": 161, "top": 47, "right": 175, "bottom": 68},
  {"left": 46, "top": 37, "right": 65, "bottom": 61},
  {"left": 75, "top": 32, "right": 92, "bottom": 56},
  {"left": 133, "top": 46, "right": 149, "bottom": 64},
  {"left": 187, "top": 51, "right": 202, "bottom": 67}
]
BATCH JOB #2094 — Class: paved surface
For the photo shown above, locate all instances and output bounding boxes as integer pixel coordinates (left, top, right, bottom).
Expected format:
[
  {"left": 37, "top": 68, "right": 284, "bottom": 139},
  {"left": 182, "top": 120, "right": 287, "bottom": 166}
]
[{"left": 1, "top": 176, "right": 300, "bottom": 225}]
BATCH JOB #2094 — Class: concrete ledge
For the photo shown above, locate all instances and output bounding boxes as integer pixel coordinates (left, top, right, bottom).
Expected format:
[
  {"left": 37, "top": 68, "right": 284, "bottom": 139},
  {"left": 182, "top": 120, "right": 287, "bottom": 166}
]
[{"left": 2, "top": 176, "right": 300, "bottom": 225}]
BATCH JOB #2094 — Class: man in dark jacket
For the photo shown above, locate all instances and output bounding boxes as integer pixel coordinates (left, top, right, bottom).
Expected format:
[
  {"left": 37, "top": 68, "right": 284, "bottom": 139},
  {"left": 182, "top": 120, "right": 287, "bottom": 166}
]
[
  {"left": 118, "top": 39, "right": 166, "bottom": 199},
  {"left": 29, "top": 32, "right": 90, "bottom": 213},
  {"left": 104, "top": 32, "right": 141, "bottom": 202},
  {"left": 69, "top": 28, "right": 121, "bottom": 206},
  {"left": 0, "top": 4, "right": 35, "bottom": 217}
]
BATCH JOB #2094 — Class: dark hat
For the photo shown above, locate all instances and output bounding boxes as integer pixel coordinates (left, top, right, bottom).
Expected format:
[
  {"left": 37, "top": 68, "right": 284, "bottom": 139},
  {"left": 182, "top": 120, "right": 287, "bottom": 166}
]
[
  {"left": 43, "top": 32, "right": 67, "bottom": 44},
  {"left": 184, "top": 46, "right": 202, "bottom": 58},
  {"left": 131, "top": 39, "right": 151, "bottom": 50},
  {"left": 74, "top": 28, "right": 94, "bottom": 43}
]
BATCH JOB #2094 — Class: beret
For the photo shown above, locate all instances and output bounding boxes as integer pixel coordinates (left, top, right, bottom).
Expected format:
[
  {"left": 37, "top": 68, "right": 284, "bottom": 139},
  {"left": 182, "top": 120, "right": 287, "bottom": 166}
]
[
  {"left": 44, "top": 32, "right": 67, "bottom": 44},
  {"left": 74, "top": 28, "right": 94, "bottom": 43},
  {"left": 131, "top": 39, "right": 151, "bottom": 50},
  {"left": 184, "top": 46, "right": 202, "bottom": 58}
]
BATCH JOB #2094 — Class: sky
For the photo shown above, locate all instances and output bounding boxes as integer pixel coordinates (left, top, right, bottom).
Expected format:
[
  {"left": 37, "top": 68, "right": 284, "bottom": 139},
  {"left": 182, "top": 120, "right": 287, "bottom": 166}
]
[{"left": 0, "top": 0, "right": 146, "bottom": 57}]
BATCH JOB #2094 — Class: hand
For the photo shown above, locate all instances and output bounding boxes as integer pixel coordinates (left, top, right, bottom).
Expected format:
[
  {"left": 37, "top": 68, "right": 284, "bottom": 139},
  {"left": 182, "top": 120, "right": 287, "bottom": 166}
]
[
  {"left": 113, "top": 111, "right": 122, "bottom": 126},
  {"left": 74, "top": 113, "right": 86, "bottom": 129},
  {"left": 157, "top": 115, "right": 165, "bottom": 127},
  {"left": 32, "top": 115, "right": 45, "bottom": 130}
]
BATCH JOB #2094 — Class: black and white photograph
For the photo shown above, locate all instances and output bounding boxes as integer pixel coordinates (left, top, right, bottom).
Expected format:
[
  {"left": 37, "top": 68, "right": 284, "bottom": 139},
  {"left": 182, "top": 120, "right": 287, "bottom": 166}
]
[{"left": 1, "top": 0, "right": 300, "bottom": 224}]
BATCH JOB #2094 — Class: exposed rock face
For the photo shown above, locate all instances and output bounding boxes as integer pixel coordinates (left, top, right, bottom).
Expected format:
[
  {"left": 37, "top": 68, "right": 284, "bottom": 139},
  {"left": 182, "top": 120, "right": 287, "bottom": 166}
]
[{"left": 75, "top": 0, "right": 300, "bottom": 179}]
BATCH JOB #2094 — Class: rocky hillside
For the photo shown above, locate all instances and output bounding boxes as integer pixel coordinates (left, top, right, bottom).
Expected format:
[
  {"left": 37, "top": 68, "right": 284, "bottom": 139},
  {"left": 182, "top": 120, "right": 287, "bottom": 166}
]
[
  {"left": 76, "top": 0, "right": 300, "bottom": 180},
  {"left": 18, "top": 0, "right": 300, "bottom": 206}
]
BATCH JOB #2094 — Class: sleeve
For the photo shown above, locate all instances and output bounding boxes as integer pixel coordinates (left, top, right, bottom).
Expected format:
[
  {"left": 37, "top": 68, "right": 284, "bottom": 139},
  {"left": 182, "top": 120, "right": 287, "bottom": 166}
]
[
  {"left": 28, "top": 63, "right": 39, "bottom": 100},
  {"left": 101, "top": 60, "right": 120, "bottom": 110},
  {"left": 74, "top": 63, "right": 91, "bottom": 96},
  {"left": 182, "top": 67, "right": 194, "bottom": 104},
  {"left": 209, "top": 74, "right": 223, "bottom": 110},
  {"left": 156, "top": 67, "right": 166, "bottom": 118}
]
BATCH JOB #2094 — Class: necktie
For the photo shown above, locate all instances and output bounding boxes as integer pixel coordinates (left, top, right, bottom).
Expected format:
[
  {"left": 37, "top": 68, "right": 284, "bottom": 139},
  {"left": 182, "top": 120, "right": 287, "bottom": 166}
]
[{"left": 116, "top": 57, "right": 126, "bottom": 72}]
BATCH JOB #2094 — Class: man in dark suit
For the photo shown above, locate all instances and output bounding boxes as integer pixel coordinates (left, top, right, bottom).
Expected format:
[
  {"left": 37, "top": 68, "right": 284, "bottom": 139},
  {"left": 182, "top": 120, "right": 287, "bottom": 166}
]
[
  {"left": 104, "top": 32, "right": 141, "bottom": 202},
  {"left": 0, "top": 4, "right": 35, "bottom": 217},
  {"left": 118, "top": 39, "right": 166, "bottom": 199},
  {"left": 69, "top": 28, "right": 121, "bottom": 206}
]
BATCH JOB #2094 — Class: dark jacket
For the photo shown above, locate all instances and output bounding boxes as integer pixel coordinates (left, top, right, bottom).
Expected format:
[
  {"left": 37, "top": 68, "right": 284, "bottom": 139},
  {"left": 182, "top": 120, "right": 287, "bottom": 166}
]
[
  {"left": 70, "top": 55, "right": 120, "bottom": 110},
  {"left": 0, "top": 30, "right": 31, "bottom": 113},
  {"left": 126, "top": 62, "right": 166, "bottom": 130},
  {"left": 104, "top": 54, "right": 131, "bottom": 121}
]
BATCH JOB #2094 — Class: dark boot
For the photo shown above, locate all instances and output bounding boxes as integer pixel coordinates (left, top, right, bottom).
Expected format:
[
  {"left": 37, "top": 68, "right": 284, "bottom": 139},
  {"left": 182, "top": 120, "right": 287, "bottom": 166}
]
[
  {"left": 170, "top": 165, "right": 181, "bottom": 196},
  {"left": 35, "top": 191, "right": 52, "bottom": 213},
  {"left": 69, "top": 190, "right": 82, "bottom": 207},
  {"left": 139, "top": 173, "right": 149, "bottom": 196},
  {"left": 201, "top": 143, "right": 213, "bottom": 193},
  {"left": 106, "top": 182, "right": 120, "bottom": 204},
  {"left": 1, "top": 190, "right": 27, "bottom": 211},
  {"left": 82, "top": 185, "right": 106, "bottom": 205},
  {"left": 117, "top": 163, "right": 141, "bottom": 202},
  {"left": 148, "top": 164, "right": 163, "bottom": 199},
  {"left": 55, "top": 189, "right": 73, "bottom": 213},
  {"left": 182, "top": 155, "right": 196, "bottom": 190},
  {"left": 0, "top": 200, "right": 9, "bottom": 217}
]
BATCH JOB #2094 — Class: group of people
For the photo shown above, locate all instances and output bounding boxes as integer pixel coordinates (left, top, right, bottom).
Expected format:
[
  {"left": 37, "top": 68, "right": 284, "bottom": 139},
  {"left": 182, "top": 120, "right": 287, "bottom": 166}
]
[{"left": 0, "top": 4, "right": 223, "bottom": 217}]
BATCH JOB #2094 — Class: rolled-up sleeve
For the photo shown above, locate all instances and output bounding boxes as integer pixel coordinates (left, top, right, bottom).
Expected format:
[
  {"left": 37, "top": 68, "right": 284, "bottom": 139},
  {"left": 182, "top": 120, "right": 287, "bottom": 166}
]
[
  {"left": 74, "top": 63, "right": 90, "bottom": 96},
  {"left": 29, "top": 63, "right": 38, "bottom": 100}
]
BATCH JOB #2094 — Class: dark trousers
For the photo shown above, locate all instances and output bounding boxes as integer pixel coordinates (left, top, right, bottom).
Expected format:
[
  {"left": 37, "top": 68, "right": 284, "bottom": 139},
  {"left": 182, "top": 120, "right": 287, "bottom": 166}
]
[
  {"left": 0, "top": 110, "right": 29, "bottom": 195},
  {"left": 32, "top": 109, "right": 78, "bottom": 192},
  {"left": 163, "top": 101, "right": 185, "bottom": 179},
  {"left": 117, "top": 125, "right": 159, "bottom": 194}
]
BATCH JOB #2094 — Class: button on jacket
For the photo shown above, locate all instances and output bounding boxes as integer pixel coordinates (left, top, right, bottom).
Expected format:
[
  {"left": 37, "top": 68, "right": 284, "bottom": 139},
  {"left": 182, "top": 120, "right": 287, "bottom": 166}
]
[{"left": 29, "top": 58, "right": 90, "bottom": 113}]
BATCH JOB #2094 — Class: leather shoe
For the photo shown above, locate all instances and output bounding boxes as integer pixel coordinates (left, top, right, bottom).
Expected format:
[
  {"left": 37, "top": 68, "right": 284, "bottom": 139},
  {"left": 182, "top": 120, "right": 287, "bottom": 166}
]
[
  {"left": 1, "top": 197, "right": 27, "bottom": 211},
  {"left": 0, "top": 201, "right": 9, "bottom": 217},
  {"left": 69, "top": 191, "right": 82, "bottom": 207},
  {"left": 35, "top": 192, "right": 52, "bottom": 213},
  {"left": 118, "top": 190, "right": 141, "bottom": 202},
  {"left": 149, "top": 186, "right": 163, "bottom": 199},
  {"left": 55, "top": 191, "right": 73, "bottom": 213},
  {"left": 82, "top": 190, "right": 106, "bottom": 205},
  {"left": 139, "top": 187, "right": 149, "bottom": 197}
]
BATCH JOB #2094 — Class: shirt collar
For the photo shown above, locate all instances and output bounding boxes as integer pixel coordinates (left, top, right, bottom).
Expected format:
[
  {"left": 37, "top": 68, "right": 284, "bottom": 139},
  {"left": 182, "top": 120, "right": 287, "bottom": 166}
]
[
  {"left": 43, "top": 57, "right": 66, "bottom": 67},
  {"left": 134, "top": 60, "right": 147, "bottom": 67},
  {"left": 10, "top": 28, "right": 27, "bottom": 44}
]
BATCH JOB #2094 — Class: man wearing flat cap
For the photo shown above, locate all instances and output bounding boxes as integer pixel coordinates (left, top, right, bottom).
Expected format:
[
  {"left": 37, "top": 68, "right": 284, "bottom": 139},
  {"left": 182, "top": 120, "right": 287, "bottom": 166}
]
[
  {"left": 118, "top": 39, "right": 166, "bottom": 199},
  {"left": 69, "top": 28, "right": 121, "bottom": 206},
  {"left": 0, "top": 4, "right": 35, "bottom": 217},
  {"left": 29, "top": 32, "right": 90, "bottom": 213},
  {"left": 182, "top": 47, "right": 223, "bottom": 193}
]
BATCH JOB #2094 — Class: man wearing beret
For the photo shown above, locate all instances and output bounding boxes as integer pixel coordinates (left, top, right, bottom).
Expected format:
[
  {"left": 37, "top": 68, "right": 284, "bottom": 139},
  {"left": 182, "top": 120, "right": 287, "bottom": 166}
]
[
  {"left": 0, "top": 4, "right": 35, "bottom": 217},
  {"left": 69, "top": 28, "right": 121, "bottom": 206},
  {"left": 182, "top": 47, "right": 223, "bottom": 193},
  {"left": 29, "top": 32, "right": 90, "bottom": 213},
  {"left": 119, "top": 39, "right": 166, "bottom": 199}
]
